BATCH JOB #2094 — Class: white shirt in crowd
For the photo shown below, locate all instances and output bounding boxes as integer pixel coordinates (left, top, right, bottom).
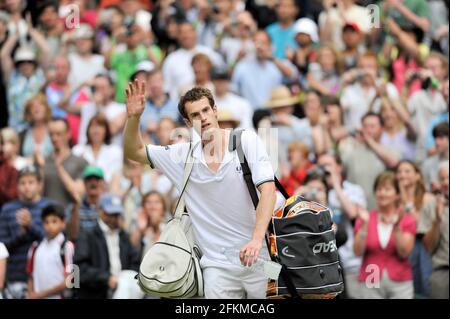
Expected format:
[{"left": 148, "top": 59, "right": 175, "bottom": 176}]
[
  {"left": 30, "top": 233, "right": 74, "bottom": 299},
  {"left": 162, "top": 45, "right": 225, "bottom": 101},
  {"left": 78, "top": 101, "right": 126, "bottom": 147},
  {"left": 146, "top": 129, "right": 284, "bottom": 263},
  {"left": 407, "top": 89, "right": 447, "bottom": 163},
  {"left": 215, "top": 92, "right": 254, "bottom": 130},
  {"left": 340, "top": 81, "right": 399, "bottom": 132},
  {"left": 72, "top": 143, "right": 123, "bottom": 183},
  {"left": 0, "top": 242, "right": 8, "bottom": 259},
  {"left": 98, "top": 219, "right": 122, "bottom": 277},
  {"left": 68, "top": 53, "right": 106, "bottom": 88}
]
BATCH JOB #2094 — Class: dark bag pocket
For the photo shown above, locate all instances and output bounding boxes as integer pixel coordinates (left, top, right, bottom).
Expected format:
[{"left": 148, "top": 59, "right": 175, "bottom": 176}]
[
  {"left": 278, "top": 262, "right": 344, "bottom": 295},
  {"left": 275, "top": 230, "right": 339, "bottom": 268}
]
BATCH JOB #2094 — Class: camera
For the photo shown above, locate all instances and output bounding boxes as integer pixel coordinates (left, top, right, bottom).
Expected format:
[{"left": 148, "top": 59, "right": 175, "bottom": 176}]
[
  {"left": 305, "top": 187, "right": 319, "bottom": 201},
  {"left": 355, "top": 69, "right": 366, "bottom": 82},
  {"left": 212, "top": 5, "right": 220, "bottom": 14}
]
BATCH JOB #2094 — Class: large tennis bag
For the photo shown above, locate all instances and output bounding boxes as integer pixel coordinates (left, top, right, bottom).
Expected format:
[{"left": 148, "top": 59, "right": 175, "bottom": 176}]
[
  {"left": 267, "top": 196, "right": 344, "bottom": 298},
  {"left": 229, "top": 129, "right": 344, "bottom": 299}
]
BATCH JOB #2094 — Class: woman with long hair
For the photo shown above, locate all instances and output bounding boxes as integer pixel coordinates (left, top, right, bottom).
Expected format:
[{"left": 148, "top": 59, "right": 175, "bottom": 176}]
[
  {"left": 395, "top": 160, "right": 435, "bottom": 298},
  {"left": 20, "top": 93, "right": 53, "bottom": 159},
  {"left": 72, "top": 112, "right": 123, "bottom": 183}
]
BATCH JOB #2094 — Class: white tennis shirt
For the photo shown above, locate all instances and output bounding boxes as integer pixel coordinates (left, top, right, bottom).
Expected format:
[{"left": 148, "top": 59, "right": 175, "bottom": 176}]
[{"left": 146, "top": 129, "right": 280, "bottom": 263}]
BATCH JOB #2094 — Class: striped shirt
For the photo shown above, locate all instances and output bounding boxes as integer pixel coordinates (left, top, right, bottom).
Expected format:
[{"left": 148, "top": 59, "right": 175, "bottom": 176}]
[{"left": 0, "top": 198, "right": 51, "bottom": 282}]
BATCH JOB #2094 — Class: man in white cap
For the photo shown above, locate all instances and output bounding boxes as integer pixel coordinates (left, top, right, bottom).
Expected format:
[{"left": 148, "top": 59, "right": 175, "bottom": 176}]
[
  {"left": 68, "top": 23, "right": 106, "bottom": 88},
  {"left": 318, "top": 0, "right": 370, "bottom": 50},
  {"left": 287, "top": 17, "right": 319, "bottom": 77}
]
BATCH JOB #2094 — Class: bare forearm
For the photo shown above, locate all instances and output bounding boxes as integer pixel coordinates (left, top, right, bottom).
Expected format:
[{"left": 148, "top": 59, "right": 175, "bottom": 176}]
[
  {"left": 368, "top": 141, "right": 399, "bottom": 168},
  {"left": 124, "top": 116, "right": 148, "bottom": 165},
  {"left": 395, "top": 3, "right": 429, "bottom": 32},
  {"left": 67, "top": 204, "right": 80, "bottom": 241},
  {"left": 353, "top": 224, "right": 368, "bottom": 256},
  {"left": 1, "top": 35, "right": 18, "bottom": 79},
  {"left": 334, "top": 185, "right": 358, "bottom": 220},
  {"left": 423, "top": 220, "right": 441, "bottom": 253},
  {"left": 30, "top": 30, "right": 50, "bottom": 68},
  {"left": 273, "top": 59, "right": 294, "bottom": 79},
  {"left": 56, "top": 165, "right": 84, "bottom": 197},
  {"left": 394, "top": 228, "right": 414, "bottom": 259},
  {"left": 38, "top": 281, "right": 67, "bottom": 298},
  {"left": 0, "top": 260, "right": 6, "bottom": 289},
  {"left": 253, "top": 184, "right": 276, "bottom": 241}
]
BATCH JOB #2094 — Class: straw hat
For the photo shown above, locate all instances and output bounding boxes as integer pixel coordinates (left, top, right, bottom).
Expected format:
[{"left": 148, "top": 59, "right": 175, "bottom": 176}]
[
  {"left": 265, "top": 86, "right": 301, "bottom": 108},
  {"left": 217, "top": 108, "right": 240, "bottom": 127}
]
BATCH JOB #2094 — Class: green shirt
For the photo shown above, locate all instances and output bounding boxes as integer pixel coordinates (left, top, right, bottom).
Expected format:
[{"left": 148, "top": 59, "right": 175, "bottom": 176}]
[
  {"left": 385, "top": 0, "right": 430, "bottom": 29},
  {"left": 111, "top": 45, "right": 163, "bottom": 103}
]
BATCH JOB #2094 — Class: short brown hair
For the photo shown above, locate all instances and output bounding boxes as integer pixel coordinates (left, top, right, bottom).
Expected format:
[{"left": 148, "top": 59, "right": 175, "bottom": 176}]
[
  {"left": 191, "top": 53, "right": 212, "bottom": 70},
  {"left": 178, "top": 87, "right": 215, "bottom": 119},
  {"left": 288, "top": 141, "right": 309, "bottom": 158},
  {"left": 86, "top": 113, "right": 111, "bottom": 145},
  {"left": 23, "top": 93, "right": 52, "bottom": 124},
  {"left": 373, "top": 170, "right": 399, "bottom": 193}
]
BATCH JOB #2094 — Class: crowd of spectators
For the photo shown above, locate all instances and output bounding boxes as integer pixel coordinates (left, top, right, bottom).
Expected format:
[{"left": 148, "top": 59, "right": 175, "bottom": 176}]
[{"left": 0, "top": 0, "right": 448, "bottom": 299}]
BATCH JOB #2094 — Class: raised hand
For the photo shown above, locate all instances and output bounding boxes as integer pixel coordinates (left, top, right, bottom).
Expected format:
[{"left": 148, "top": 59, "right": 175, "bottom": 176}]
[{"left": 125, "top": 79, "right": 146, "bottom": 118}]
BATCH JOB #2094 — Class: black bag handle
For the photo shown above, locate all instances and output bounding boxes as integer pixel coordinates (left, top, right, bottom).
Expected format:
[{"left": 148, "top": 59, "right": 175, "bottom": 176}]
[{"left": 229, "top": 129, "right": 300, "bottom": 299}]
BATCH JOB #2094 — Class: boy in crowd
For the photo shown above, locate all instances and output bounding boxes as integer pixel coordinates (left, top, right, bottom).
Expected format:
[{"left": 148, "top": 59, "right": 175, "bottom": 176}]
[
  {"left": 26, "top": 204, "right": 74, "bottom": 299},
  {"left": 0, "top": 166, "right": 51, "bottom": 299}
]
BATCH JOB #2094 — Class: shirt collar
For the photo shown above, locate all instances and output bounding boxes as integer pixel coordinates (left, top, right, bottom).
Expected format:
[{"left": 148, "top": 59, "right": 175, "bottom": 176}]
[
  {"left": 191, "top": 133, "right": 234, "bottom": 168},
  {"left": 44, "top": 232, "right": 64, "bottom": 245},
  {"left": 98, "top": 218, "right": 117, "bottom": 235}
]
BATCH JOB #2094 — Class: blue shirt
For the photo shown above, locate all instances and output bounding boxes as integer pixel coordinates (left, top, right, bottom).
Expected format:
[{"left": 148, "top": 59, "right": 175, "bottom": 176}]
[
  {"left": 140, "top": 95, "right": 180, "bottom": 132},
  {"left": 0, "top": 198, "right": 52, "bottom": 282},
  {"left": 231, "top": 56, "right": 296, "bottom": 109},
  {"left": 66, "top": 197, "right": 99, "bottom": 233},
  {"left": 266, "top": 23, "right": 298, "bottom": 59},
  {"left": 426, "top": 112, "right": 449, "bottom": 150}
]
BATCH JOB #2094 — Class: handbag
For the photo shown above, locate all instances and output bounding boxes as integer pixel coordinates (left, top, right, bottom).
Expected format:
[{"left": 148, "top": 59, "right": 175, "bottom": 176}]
[{"left": 137, "top": 141, "right": 204, "bottom": 298}]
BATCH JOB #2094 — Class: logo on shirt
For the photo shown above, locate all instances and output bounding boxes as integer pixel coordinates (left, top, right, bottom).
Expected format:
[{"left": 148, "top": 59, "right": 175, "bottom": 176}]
[{"left": 164, "top": 145, "right": 170, "bottom": 150}]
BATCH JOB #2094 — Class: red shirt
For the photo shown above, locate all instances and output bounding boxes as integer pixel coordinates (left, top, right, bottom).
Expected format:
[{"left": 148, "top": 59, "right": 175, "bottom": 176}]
[
  {"left": 0, "top": 158, "right": 18, "bottom": 207},
  {"left": 354, "top": 210, "right": 416, "bottom": 283},
  {"left": 280, "top": 162, "right": 314, "bottom": 196}
]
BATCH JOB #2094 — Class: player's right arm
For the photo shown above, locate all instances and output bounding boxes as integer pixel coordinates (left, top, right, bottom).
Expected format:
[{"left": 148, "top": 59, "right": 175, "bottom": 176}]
[{"left": 124, "top": 79, "right": 151, "bottom": 166}]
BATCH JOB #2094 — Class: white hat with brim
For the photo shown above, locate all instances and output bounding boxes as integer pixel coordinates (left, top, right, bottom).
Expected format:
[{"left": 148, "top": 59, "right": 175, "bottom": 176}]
[
  {"left": 14, "top": 47, "right": 36, "bottom": 63},
  {"left": 265, "top": 86, "right": 301, "bottom": 108},
  {"left": 293, "top": 18, "right": 319, "bottom": 43}
]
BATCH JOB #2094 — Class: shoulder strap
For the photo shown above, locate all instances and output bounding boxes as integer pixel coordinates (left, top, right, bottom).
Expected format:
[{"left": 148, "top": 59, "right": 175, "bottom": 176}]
[
  {"left": 229, "top": 129, "right": 260, "bottom": 208},
  {"left": 229, "top": 129, "right": 290, "bottom": 207},
  {"left": 60, "top": 238, "right": 68, "bottom": 268},
  {"left": 173, "top": 141, "right": 198, "bottom": 220}
]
